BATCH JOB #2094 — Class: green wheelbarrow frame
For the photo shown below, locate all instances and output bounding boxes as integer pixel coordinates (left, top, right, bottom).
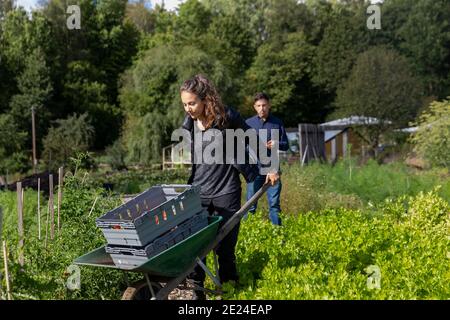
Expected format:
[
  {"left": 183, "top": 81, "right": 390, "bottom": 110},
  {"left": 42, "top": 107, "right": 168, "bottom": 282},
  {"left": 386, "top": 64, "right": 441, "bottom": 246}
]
[{"left": 73, "top": 183, "right": 269, "bottom": 300}]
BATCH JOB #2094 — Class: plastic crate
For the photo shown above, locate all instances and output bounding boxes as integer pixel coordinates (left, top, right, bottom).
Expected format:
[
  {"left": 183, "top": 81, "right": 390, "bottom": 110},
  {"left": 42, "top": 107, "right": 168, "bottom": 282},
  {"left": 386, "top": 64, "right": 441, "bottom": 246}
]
[
  {"left": 106, "top": 211, "right": 209, "bottom": 269},
  {"left": 96, "top": 184, "right": 202, "bottom": 246}
]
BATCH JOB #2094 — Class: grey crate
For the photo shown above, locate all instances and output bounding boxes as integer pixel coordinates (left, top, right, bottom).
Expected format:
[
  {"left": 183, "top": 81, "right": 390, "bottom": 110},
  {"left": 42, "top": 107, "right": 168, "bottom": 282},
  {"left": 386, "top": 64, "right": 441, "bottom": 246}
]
[
  {"left": 96, "top": 184, "right": 202, "bottom": 246},
  {"left": 107, "top": 211, "right": 208, "bottom": 269}
]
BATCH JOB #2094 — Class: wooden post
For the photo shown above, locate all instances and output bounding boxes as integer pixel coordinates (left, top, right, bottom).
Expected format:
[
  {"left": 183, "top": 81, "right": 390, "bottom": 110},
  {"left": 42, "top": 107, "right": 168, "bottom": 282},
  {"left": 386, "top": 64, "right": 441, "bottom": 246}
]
[
  {"left": 88, "top": 196, "right": 99, "bottom": 217},
  {"left": 44, "top": 201, "right": 49, "bottom": 248},
  {"left": 2, "top": 241, "right": 12, "bottom": 300},
  {"left": 298, "top": 124, "right": 303, "bottom": 166},
  {"left": 57, "top": 167, "right": 63, "bottom": 234},
  {"left": 38, "top": 178, "right": 41, "bottom": 240},
  {"left": 49, "top": 174, "right": 54, "bottom": 240},
  {"left": 17, "top": 182, "right": 24, "bottom": 267},
  {"left": 31, "top": 106, "right": 37, "bottom": 174},
  {"left": 0, "top": 207, "right": 3, "bottom": 239}
]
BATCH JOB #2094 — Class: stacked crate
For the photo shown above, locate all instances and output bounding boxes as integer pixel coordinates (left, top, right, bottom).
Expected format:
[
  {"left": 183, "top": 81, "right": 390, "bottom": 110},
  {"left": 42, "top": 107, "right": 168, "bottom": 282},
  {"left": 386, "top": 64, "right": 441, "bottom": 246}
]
[{"left": 96, "top": 185, "right": 207, "bottom": 269}]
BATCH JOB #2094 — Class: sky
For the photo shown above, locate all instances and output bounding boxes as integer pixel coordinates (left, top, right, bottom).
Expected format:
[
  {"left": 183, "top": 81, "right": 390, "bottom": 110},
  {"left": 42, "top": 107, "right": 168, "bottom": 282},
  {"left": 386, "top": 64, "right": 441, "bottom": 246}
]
[
  {"left": 15, "top": 0, "right": 383, "bottom": 14},
  {"left": 15, "top": 0, "right": 185, "bottom": 12}
]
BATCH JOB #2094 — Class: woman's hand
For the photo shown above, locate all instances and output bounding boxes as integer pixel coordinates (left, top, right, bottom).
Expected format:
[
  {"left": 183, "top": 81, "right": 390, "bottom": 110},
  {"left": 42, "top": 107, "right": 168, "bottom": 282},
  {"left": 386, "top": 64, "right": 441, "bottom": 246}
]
[
  {"left": 266, "top": 140, "right": 275, "bottom": 150},
  {"left": 265, "top": 172, "right": 280, "bottom": 186}
]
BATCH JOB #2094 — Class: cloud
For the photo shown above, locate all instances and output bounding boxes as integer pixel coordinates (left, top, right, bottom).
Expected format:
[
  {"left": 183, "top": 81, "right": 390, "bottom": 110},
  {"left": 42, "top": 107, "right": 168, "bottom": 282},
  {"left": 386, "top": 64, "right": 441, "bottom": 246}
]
[
  {"left": 152, "top": 0, "right": 184, "bottom": 11},
  {"left": 16, "top": 0, "right": 185, "bottom": 12},
  {"left": 15, "top": 0, "right": 38, "bottom": 11}
]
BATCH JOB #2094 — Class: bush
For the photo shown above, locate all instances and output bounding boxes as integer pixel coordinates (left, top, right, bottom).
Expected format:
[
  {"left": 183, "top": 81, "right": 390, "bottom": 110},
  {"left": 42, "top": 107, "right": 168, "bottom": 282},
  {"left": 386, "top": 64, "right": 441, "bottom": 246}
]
[
  {"left": 123, "top": 112, "right": 169, "bottom": 166},
  {"left": 42, "top": 114, "right": 95, "bottom": 171},
  {"left": 275, "top": 161, "right": 450, "bottom": 214},
  {"left": 104, "top": 139, "right": 127, "bottom": 170},
  {"left": 410, "top": 97, "right": 450, "bottom": 169},
  {"left": 0, "top": 164, "right": 130, "bottom": 299},
  {"left": 223, "top": 190, "right": 450, "bottom": 299},
  {"left": 0, "top": 113, "right": 29, "bottom": 174}
]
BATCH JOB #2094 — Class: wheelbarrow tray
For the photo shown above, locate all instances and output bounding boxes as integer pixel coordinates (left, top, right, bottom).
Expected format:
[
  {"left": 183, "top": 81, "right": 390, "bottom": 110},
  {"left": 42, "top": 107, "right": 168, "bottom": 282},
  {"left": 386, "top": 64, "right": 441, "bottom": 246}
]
[{"left": 74, "top": 216, "right": 222, "bottom": 278}]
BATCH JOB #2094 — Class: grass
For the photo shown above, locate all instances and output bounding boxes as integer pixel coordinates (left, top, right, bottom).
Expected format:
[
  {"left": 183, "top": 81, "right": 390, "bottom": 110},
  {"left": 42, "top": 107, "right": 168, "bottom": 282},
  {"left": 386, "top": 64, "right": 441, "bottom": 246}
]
[{"left": 251, "top": 160, "right": 449, "bottom": 219}]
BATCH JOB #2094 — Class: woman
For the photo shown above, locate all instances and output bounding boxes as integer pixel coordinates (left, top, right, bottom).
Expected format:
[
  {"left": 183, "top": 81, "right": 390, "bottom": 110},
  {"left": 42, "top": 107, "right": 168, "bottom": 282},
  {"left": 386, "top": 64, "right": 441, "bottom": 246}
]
[{"left": 180, "top": 74, "right": 279, "bottom": 299}]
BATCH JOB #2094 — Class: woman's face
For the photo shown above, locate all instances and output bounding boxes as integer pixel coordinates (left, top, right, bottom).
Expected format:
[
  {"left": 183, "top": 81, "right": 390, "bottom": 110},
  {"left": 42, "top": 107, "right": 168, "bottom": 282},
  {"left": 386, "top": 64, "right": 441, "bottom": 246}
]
[{"left": 181, "top": 91, "right": 205, "bottom": 120}]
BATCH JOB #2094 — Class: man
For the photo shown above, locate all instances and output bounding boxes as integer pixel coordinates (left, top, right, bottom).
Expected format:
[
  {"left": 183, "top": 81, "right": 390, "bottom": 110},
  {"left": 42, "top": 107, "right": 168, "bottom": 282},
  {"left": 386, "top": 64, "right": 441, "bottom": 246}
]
[{"left": 246, "top": 92, "right": 289, "bottom": 226}]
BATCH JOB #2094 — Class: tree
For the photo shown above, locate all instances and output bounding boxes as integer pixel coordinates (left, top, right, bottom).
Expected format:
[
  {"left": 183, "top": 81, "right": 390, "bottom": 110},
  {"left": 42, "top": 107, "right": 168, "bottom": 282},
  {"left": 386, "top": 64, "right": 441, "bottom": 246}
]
[
  {"left": 119, "top": 44, "right": 233, "bottom": 164},
  {"left": 0, "top": 113, "right": 28, "bottom": 173},
  {"left": 201, "top": 14, "right": 256, "bottom": 77},
  {"left": 175, "top": 0, "right": 212, "bottom": 40},
  {"left": 203, "top": 0, "right": 314, "bottom": 46},
  {"left": 42, "top": 113, "right": 95, "bottom": 170},
  {"left": 336, "top": 46, "right": 423, "bottom": 155},
  {"left": 39, "top": 0, "right": 140, "bottom": 148},
  {"left": 243, "top": 32, "right": 331, "bottom": 125},
  {"left": 0, "top": 0, "right": 14, "bottom": 21},
  {"left": 62, "top": 60, "right": 120, "bottom": 149},
  {"left": 124, "top": 112, "right": 169, "bottom": 165},
  {"left": 9, "top": 47, "right": 53, "bottom": 137},
  {"left": 125, "top": 0, "right": 156, "bottom": 33},
  {"left": 410, "top": 98, "right": 450, "bottom": 168},
  {"left": 312, "top": 1, "right": 369, "bottom": 94},
  {"left": 397, "top": 0, "right": 450, "bottom": 98}
]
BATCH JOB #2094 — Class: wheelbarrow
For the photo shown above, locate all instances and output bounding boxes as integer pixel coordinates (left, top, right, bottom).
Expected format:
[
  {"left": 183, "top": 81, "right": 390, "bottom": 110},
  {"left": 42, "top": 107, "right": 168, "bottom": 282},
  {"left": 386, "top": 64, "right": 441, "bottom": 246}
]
[{"left": 73, "top": 183, "right": 270, "bottom": 300}]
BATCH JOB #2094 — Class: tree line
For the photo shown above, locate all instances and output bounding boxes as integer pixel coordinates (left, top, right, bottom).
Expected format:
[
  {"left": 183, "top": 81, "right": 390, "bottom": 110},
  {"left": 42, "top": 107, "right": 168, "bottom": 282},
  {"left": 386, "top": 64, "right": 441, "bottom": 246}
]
[{"left": 0, "top": 0, "right": 449, "bottom": 172}]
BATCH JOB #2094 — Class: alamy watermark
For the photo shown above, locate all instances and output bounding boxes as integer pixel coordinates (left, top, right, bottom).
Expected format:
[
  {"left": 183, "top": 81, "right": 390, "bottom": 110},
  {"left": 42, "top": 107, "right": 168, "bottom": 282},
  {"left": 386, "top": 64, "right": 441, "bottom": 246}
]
[
  {"left": 66, "top": 3, "right": 381, "bottom": 31},
  {"left": 66, "top": 264, "right": 81, "bottom": 291},
  {"left": 67, "top": 5, "right": 81, "bottom": 30},
  {"left": 365, "top": 265, "right": 381, "bottom": 290},
  {"left": 367, "top": 4, "right": 381, "bottom": 30},
  {"left": 171, "top": 127, "right": 280, "bottom": 175}
]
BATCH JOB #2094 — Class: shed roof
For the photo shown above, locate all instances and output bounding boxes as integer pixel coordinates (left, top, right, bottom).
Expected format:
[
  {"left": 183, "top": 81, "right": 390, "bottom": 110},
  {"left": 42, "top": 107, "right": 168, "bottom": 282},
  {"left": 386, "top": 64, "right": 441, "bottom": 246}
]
[{"left": 320, "top": 116, "right": 392, "bottom": 128}]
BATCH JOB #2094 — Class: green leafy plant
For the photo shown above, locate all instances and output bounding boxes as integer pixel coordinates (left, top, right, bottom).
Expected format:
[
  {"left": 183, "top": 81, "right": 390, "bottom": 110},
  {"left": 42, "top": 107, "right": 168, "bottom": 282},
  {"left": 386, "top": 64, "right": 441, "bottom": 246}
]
[{"left": 410, "top": 98, "right": 450, "bottom": 169}]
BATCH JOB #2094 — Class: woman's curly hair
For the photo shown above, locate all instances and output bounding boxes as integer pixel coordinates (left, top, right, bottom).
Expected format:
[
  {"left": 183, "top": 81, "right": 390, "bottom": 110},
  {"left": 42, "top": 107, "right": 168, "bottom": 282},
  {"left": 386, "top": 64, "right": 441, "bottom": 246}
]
[{"left": 180, "top": 74, "right": 227, "bottom": 129}]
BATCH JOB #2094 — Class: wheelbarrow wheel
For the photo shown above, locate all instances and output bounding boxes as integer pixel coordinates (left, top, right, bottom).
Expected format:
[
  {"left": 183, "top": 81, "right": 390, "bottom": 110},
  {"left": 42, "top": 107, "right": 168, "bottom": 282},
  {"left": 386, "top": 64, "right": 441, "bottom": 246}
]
[{"left": 122, "top": 280, "right": 164, "bottom": 300}]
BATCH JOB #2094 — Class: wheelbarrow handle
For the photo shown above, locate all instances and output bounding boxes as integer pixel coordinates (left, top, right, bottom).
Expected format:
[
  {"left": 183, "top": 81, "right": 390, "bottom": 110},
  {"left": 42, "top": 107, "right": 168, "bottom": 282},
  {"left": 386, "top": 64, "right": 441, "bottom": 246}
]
[
  {"left": 214, "top": 182, "right": 270, "bottom": 246},
  {"left": 155, "top": 183, "right": 271, "bottom": 299}
]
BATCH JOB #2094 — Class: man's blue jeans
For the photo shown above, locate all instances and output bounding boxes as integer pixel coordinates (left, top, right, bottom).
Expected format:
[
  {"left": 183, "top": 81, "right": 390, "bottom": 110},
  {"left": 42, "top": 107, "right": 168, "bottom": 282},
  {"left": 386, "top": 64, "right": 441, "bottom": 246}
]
[{"left": 246, "top": 175, "right": 282, "bottom": 226}]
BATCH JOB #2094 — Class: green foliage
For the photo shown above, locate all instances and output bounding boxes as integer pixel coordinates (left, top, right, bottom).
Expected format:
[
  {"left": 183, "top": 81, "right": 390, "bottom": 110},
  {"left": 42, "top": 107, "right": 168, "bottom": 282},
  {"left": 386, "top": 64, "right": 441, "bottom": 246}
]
[
  {"left": 0, "top": 0, "right": 14, "bottom": 20},
  {"left": 1, "top": 162, "right": 448, "bottom": 300},
  {"left": 2, "top": 0, "right": 450, "bottom": 165},
  {"left": 175, "top": 0, "right": 212, "bottom": 39},
  {"left": 202, "top": 0, "right": 270, "bottom": 45},
  {"left": 336, "top": 46, "right": 423, "bottom": 153},
  {"left": 103, "top": 139, "right": 127, "bottom": 171},
  {"left": 244, "top": 32, "right": 329, "bottom": 124},
  {"left": 119, "top": 44, "right": 233, "bottom": 164},
  {"left": 0, "top": 162, "right": 190, "bottom": 299},
  {"left": 0, "top": 166, "right": 128, "bottom": 299},
  {"left": 0, "top": 113, "right": 28, "bottom": 173},
  {"left": 397, "top": 0, "right": 450, "bottom": 98},
  {"left": 123, "top": 112, "right": 169, "bottom": 166},
  {"left": 90, "top": 168, "right": 190, "bottom": 194},
  {"left": 9, "top": 47, "right": 53, "bottom": 132},
  {"left": 39, "top": 0, "right": 140, "bottom": 148},
  {"left": 125, "top": 0, "right": 156, "bottom": 33},
  {"left": 223, "top": 190, "right": 450, "bottom": 299},
  {"left": 42, "top": 114, "right": 95, "bottom": 170},
  {"left": 201, "top": 14, "right": 256, "bottom": 78},
  {"left": 62, "top": 60, "right": 121, "bottom": 148},
  {"left": 279, "top": 161, "right": 450, "bottom": 212},
  {"left": 312, "top": 1, "right": 368, "bottom": 93},
  {"left": 410, "top": 98, "right": 450, "bottom": 168}
]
